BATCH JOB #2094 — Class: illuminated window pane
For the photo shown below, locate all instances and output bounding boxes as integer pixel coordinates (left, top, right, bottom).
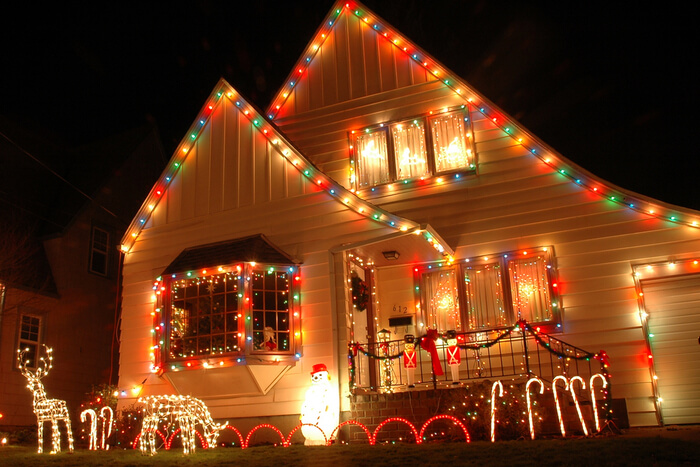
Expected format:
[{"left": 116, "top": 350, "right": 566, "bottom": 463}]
[
  {"left": 355, "top": 130, "right": 389, "bottom": 187},
  {"left": 463, "top": 263, "right": 508, "bottom": 330},
  {"left": 18, "top": 314, "right": 41, "bottom": 369},
  {"left": 430, "top": 111, "right": 472, "bottom": 172},
  {"left": 421, "top": 268, "right": 461, "bottom": 332},
  {"left": 251, "top": 269, "right": 290, "bottom": 352},
  {"left": 392, "top": 120, "right": 429, "bottom": 180},
  {"left": 169, "top": 271, "right": 241, "bottom": 359},
  {"left": 508, "top": 255, "right": 553, "bottom": 323}
]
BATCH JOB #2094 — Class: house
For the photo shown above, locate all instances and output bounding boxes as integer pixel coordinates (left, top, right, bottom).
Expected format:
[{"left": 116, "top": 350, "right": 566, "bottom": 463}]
[
  {"left": 115, "top": 0, "right": 700, "bottom": 435},
  {"left": 0, "top": 121, "right": 164, "bottom": 430}
]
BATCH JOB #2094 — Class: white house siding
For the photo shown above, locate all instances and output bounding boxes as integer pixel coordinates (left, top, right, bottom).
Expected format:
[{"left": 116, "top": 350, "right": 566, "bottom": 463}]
[
  {"left": 269, "top": 10, "right": 700, "bottom": 427},
  {"left": 117, "top": 94, "right": 402, "bottom": 420}
]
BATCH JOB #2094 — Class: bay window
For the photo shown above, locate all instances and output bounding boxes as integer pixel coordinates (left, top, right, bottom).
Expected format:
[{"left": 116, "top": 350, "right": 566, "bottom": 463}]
[
  {"left": 159, "top": 263, "right": 299, "bottom": 369},
  {"left": 355, "top": 129, "right": 390, "bottom": 188}
]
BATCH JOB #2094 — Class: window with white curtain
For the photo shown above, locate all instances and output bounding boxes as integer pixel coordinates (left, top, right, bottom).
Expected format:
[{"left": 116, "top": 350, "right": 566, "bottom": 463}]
[
  {"left": 463, "top": 262, "right": 507, "bottom": 330},
  {"left": 507, "top": 254, "right": 554, "bottom": 324},
  {"left": 430, "top": 111, "right": 472, "bottom": 172},
  {"left": 355, "top": 129, "right": 390, "bottom": 188},
  {"left": 391, "top": 120, "right": 429, "bottom": 180},
  {"left": 420, "top": 268, "right": 461, "bottom": 332}
]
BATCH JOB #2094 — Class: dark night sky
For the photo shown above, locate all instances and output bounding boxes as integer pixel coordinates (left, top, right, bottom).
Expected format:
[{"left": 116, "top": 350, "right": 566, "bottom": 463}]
[{"left": 2, "top": 1, "right": 697, "bottom": 210}]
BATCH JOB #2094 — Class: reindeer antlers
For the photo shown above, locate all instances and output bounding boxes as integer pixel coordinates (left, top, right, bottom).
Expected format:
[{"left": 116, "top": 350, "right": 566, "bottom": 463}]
[{"left": 17, "top": 345, "right": 53, "bottom": 378}]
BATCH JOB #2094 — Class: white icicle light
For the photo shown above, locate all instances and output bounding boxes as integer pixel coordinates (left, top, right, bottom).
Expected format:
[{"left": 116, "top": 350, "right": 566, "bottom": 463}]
[
  {"left": 17, "top": 346, "right": 74, "bottom": 454},
  {"left": 139, "top": 395, "right": 226, "bottom": 455}
]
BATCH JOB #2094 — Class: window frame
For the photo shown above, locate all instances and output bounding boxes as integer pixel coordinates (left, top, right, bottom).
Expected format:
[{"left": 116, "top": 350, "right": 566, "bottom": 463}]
[
  {"left": 154, "top": 262, "right": 301, "bottom": 372},
  {"left": 415, "top": 247, "right": 561, "bottom": 334},
  {"left": 350, "top": 107, "right": 476, "bottom": 190},
  {"left": 17, "top": 313, "right": 43, "bottom": 370},
  {"left": 89, "top": 224, "right": 111, "bottom": 277}
]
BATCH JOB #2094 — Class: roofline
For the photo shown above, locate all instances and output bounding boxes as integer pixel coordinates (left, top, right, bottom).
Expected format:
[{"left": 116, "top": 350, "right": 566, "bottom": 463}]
[{"left": 264, "top": 0, "right": 700, "bottom": 229}]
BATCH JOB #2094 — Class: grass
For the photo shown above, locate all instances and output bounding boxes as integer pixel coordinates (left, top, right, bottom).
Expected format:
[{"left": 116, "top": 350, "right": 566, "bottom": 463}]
[{"left": 1, "top": 436, "right": 699, "bottom": 466}]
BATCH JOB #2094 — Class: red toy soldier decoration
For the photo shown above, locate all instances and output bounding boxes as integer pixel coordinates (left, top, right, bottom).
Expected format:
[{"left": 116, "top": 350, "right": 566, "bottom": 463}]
[
  {"left": 446, "top": 330, "right": 461, "bottom": 384},
  {"left": 403, "top": 334, "right": 417, "bottom": 388}
]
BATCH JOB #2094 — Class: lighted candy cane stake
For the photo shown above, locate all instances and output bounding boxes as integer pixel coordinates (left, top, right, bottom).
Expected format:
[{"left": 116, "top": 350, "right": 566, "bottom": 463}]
[
  {"left": 569, "top": 376, "right": 588, "bottom": 436},
  {"left": 80, "top": 409, "right": 98, "bottom": 450},
  {"left": 525, "top": 377, "right": 544, "bottom": 440},
  {"left": 552, "top": 375, "right": 569, "bottom": 437},
  {"left": 490, "top": 380, "right": 504, "bottom": 442},
  {"left": 100, "top": 406, "right": 114, "bottom": 450},
  {"left": 589, "top": 373, "right": 608, "bottom": 432}
]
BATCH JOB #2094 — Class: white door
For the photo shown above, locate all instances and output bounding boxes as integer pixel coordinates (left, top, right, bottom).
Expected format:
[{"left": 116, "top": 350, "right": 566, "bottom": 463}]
[{"left": 642, "top": 274, "right": 700, "bottom": 425}]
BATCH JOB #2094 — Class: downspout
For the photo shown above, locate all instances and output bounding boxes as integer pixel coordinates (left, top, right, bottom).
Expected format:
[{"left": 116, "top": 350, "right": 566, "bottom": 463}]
[
  {"left": 0, "top": 283, "right": 6, "bottom": 349},
  {"left": 110, "top": 250, "right": 125, "bottom": 386}
]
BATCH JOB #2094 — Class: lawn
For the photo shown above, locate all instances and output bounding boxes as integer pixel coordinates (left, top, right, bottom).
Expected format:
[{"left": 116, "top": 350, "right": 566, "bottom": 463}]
[{"left": 1, "top": 436, "right": 699, "bottom": 466}]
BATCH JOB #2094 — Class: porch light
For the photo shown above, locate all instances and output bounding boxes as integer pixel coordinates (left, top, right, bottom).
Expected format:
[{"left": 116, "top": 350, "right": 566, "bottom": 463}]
[{"left": 382, "top": 250, "right": 400, "bottom": 260}]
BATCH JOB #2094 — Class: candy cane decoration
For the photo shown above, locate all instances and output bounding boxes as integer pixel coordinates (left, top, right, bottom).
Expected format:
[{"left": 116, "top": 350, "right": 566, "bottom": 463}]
[
  {"left": 100, "top": 406, "right": 113, "bottom": 450},
  {"left": 590, "top": 373, "right": 608, "bottom": 432},
  {"left": 552, "top": 376, "right": 569, "bottom": 437},
  {"left": 490, "top": 380, "right": 504, "bottom": 442},
  {"left": 569, "top": 376, "right": 588, "bottom": 436},
  {"left": 526, "top": 377, "right": 544, "bottom": 440},
  {"left": 80, "top": 409, "right": 98, "bottom": 450}
]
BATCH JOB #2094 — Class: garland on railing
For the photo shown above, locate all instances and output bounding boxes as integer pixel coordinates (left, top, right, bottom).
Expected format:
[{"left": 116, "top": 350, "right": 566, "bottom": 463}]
[{"left": 348, "top": 319, "right": 611, "bottom": 398}]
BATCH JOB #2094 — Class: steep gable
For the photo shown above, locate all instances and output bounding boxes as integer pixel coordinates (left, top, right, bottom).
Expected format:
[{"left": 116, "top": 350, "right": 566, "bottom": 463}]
[
  {"left": 121, "top": 79, "right": 456, "bottom": 258},
  {"left": 266, "top": 0, "right": 700, "bottom": 234}
]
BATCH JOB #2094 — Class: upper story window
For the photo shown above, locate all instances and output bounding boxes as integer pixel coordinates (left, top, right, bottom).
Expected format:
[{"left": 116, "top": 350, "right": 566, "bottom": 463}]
[
  {"left": 89, "top": 225, "right": 110, "bottom": 276},
  {"left": 160, "top": 263, "right": 300, "bottom": 368},
  {"left": 18, "top": 313, "right": 42, "bottom": 369},
  {"left": 351, "top": 108, "right": 475, "bottom": 189},
  {"left": 418, "top": 247, "right": 559, "bottom": 333}
]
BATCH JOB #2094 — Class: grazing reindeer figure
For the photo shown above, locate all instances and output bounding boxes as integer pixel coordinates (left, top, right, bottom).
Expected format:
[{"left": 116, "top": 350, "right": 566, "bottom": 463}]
[
  {"left": 17, "top": 346, "right": 74, "bottom": 454},
  {"left": 139, "top": 395, "right": 226, "bottom": 455}
]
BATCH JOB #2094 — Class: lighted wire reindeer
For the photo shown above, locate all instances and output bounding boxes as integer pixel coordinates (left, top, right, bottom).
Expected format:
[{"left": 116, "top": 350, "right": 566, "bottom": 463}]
[
  {"left": 139, "top": 395, "right": 226, "bottom": 455},
  {"left": 17, "top": 346, "right": 74, "bottom": 454}
]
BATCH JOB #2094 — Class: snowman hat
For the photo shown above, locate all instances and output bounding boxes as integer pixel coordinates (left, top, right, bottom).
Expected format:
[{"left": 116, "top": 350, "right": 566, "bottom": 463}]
[{"left": 311, "top": 363, "right": 328, "bottom": 375}]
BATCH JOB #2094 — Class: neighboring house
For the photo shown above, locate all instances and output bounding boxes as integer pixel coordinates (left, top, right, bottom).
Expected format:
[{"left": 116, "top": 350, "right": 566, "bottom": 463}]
[
  {"left": 116, "top": 0, "right": 700, "bottom": 432},
  {"left": 0, "top": 121, "right": 164, "bottom": 428}
]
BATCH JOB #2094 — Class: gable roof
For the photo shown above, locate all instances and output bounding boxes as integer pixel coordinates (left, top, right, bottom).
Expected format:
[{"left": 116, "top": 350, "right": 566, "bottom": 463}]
[
  {"left": 120, "top": 78, "right": 454, "bottom": 260},
  {"left": 265, "top": 0, "right": 700, "bottom": 230}
]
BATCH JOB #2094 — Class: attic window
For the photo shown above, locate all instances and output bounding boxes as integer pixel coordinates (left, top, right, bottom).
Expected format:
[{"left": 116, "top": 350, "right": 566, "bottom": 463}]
[{"left": 352, "top": 108, "right": 474, "bottom": 189}]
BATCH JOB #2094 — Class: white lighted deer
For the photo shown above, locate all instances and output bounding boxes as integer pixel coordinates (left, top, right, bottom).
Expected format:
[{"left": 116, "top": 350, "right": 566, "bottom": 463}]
[
  {"left": 17, "top": 346, "right": 74, "bottom": 454},
  {"left": 139, "top": 395, "right": 226, "bottom": 455}
]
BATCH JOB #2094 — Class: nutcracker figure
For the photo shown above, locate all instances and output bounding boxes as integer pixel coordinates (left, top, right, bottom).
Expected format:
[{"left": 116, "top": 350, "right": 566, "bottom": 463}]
[
  {"left": 445, "top": 330, "right": 461, "bottom": 384},
  {"left": 403, "top": 334, "right": 417, "bottom": 388}
]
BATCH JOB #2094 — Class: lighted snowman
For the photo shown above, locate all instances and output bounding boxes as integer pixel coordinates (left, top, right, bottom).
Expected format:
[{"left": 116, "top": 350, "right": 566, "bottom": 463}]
[{"left": 300, "top": 363, "right": 338, "bottom": 445}]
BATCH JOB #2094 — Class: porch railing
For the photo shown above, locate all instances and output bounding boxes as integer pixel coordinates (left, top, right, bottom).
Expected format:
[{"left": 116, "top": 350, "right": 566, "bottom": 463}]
[{"left": 347, "top": 321, "right": 608, "bottom": 392}]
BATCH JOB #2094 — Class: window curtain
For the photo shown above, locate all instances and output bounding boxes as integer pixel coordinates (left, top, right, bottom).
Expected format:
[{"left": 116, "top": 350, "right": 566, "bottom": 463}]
[
  {"left": 356, "top": 130, "right": 389, "bottom": 187},
  {"left": 392, "top": 121, "right": 429, "bottom": 180},
  {"left": 463, "top": 264, "right": 508, "bottom": 329},
  {"left": 422, "top": 269, "right": 461, "bottom": 331},
  {"left": 430, "top": 112, "right": 471, "bottom": 172},
  {"left": 507, "top": 255, "right": 552, "bottom": 322}
]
